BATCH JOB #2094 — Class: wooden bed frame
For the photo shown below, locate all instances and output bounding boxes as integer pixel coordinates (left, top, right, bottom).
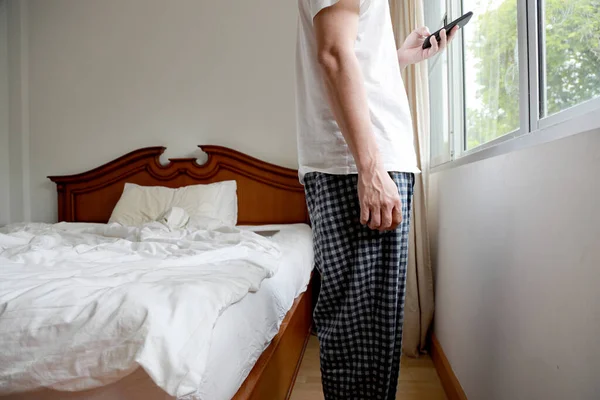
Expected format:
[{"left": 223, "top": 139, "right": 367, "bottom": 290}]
[{"left": 40, "top": 146, "right": 313, "bottom": 400}]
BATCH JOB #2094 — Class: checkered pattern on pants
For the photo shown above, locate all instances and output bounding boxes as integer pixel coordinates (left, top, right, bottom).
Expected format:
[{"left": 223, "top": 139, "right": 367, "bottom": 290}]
[{"left": 304, "top": 172, "right": 414, "bottom": 400}]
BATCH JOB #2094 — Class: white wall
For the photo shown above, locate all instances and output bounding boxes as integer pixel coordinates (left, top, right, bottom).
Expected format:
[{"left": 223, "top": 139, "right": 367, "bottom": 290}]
[
  {"left": 6, "top": 0, "right": 29, "bottom": 223},
  {"left": 25, "top": 0, "right": 298, "bottom": 222},
  {"left": 429, "top": 128, "right": 600, "bottom": 400},
  {"left": 0, "top": 0, "right": 10, "bottom": 225}
]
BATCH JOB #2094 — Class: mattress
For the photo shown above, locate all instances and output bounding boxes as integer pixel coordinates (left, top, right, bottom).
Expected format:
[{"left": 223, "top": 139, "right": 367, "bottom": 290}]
[{"left": 4, "top": 223, "right": 313, "bottom": 400}]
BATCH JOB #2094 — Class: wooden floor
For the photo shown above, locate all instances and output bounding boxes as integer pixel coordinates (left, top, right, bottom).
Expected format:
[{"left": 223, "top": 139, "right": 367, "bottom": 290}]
[{"left": 290, "top": 335, "right": 447, "bottom": 400}]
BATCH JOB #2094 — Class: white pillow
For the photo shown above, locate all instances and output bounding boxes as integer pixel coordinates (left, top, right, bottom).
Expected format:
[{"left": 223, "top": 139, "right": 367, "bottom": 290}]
[
  {"left": 108, "top": 181, "right": 238, "bottom": 227},
  {"left": 109, "top": 183, "right": 174, "bottom": 227},
  {"left": 172, "top": 182, "right": 237, "bottom": 227}
]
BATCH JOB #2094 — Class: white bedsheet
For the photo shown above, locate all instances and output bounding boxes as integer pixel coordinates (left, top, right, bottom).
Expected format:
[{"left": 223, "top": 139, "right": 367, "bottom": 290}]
[
  {"left": 0, "top": 222, "right": 283, "bottom": 399},
  {"left": 198, "top": 224, "right": 313, "bottom": 400}
]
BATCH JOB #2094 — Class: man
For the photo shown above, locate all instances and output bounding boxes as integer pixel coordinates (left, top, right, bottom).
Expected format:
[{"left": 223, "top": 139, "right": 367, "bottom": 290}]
[{"left": 296, "top": 0, "right": 457, "bottom": 398}]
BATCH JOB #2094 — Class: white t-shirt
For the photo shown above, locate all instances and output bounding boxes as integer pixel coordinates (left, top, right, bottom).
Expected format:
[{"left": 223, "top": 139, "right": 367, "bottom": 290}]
[{"left": 296, "top": 0, "right": 420, "bottom": 182}]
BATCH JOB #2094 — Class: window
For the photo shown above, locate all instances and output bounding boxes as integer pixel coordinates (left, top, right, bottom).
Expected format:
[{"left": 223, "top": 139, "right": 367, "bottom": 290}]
[
  {"left": 428, "top": 0, "right": 600, "bottom": 166},
  {"left": 463, "top": 0, "right": 520, "bottom": 150},
  {"left": 426, "top": 0, "right": 452, "bottom": 164},
  {"left": 429, "top": 49, "right": 451, "bottom": 164},
  {"left": 539, "top": 0, "right": 600, "bottom": 117}
]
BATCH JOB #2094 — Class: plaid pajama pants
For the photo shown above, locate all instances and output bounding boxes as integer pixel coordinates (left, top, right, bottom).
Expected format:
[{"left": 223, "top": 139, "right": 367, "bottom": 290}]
[{"left": 304, "top": 171, "right": 414, "bottom": 400}]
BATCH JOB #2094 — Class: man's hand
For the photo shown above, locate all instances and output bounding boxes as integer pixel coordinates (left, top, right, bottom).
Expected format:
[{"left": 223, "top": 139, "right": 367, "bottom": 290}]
[
  {"left": 397, "top": 26, "right": 459, "bottom": 70},
  {"left": 358, "top": 166, "right": 402, "bottom": 231}
]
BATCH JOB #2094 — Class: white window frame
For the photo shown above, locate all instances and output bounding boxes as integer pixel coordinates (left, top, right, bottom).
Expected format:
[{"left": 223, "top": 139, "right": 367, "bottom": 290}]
[{"left": 429, "top": 0, "right": 600, "bottom": 172}]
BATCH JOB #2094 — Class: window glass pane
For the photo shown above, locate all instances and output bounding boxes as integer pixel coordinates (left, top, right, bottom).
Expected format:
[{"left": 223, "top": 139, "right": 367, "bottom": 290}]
[
  {"left": 427, "top": 1, "right": 451, "bottom": 165},
  {"left": 540, "top": 0, "right": 600, "bottom": 117},
  {"left": 429, "top": 52, "right": 451, "bottom": 165},
  {"left": 463, "top": 0, "right": 520, "bottom": 150}
]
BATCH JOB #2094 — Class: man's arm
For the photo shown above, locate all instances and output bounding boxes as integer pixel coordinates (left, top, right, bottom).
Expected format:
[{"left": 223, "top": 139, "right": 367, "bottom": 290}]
[{"left": 314, "top": 0, "right": 402, "bottom": 231}]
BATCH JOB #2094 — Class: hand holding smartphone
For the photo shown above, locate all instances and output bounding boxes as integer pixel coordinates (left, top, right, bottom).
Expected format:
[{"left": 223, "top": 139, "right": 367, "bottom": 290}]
[{"left": 422, "top": 11, "right": 473, "bottom": 49}]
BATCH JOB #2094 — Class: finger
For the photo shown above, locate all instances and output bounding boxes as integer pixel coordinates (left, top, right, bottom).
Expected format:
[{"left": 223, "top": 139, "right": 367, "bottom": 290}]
[
  {"left": 391, "top": 206, "right": 402, "bottom": 230},
  {"left": 424, "top": 46, "right": 433, "bottom": 59},
  {"left": 368, "top": 206, "right": 381, "bottom": 230},
  {"left": 380, "top": 205, "right": 393, "bottom": 232},
  {"left": 417, "top": 26, "right": 430, "bottom": 37},
  {"left": 439, "top": 28, "right": 448, "bottom": 50},
  {"left": 430, "top": 35, "right": 439, "bottom": 54},
  {"left": 448, "top": 26, "right": 459, "bottom": 42},
  {"left": 360, "top": 202, "right": 370, "bottom": 225}
]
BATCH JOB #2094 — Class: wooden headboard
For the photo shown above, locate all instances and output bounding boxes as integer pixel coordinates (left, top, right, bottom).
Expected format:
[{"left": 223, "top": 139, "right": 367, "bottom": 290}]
[{"left": 48, "top": 146, "right": 308, "bottom": 225}]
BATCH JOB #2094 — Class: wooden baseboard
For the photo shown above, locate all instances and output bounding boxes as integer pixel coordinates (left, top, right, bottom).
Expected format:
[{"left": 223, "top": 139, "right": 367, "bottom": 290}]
[{"left": 430, "top": 334, "right": 468, "bottom": 400}]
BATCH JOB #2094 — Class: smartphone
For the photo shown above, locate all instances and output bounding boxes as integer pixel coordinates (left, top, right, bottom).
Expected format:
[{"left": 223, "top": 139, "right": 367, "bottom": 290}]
[{"left": 422, "top": 11, "right": 473, "bottom": 49}]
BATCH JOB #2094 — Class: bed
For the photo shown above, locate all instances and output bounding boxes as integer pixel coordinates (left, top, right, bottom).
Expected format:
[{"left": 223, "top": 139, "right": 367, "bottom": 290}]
[{"left": 0, "top": 146, "right": 314, "bottom": 400}]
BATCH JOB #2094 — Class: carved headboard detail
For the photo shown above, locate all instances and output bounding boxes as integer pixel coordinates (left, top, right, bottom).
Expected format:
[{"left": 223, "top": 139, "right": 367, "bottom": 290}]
[{"left": 48, "top": 146, "right": 308, "bottom": 225}]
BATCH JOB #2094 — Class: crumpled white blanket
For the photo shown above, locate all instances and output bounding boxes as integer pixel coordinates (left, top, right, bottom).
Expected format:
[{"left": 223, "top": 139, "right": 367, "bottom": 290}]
[
  {"left": 158, "top": 207, "right": 191, "bottom": 230},
  {"left": 0, "top": 222, "right": 281, "bottom": 399}
]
